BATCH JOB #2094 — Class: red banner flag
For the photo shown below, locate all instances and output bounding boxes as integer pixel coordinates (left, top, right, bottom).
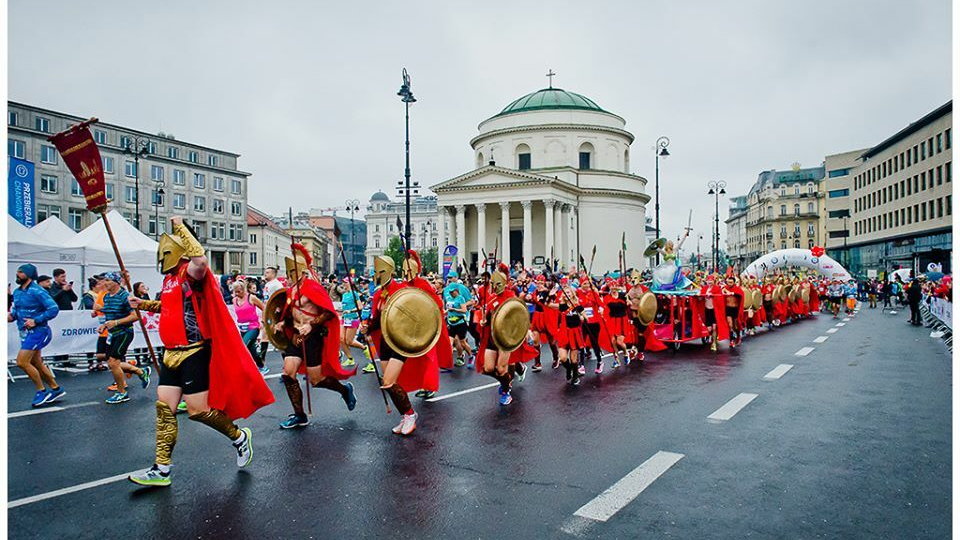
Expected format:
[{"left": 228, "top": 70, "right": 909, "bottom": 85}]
[{"left": 47, "top": 118, "right": 108, "bottom": 213}]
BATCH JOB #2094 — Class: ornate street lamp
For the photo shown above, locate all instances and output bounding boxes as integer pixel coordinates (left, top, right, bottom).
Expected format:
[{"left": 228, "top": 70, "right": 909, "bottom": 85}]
[
  {"left": 707, "top": 180, "right": 727, "bottom": 273},
  {"left": 654, "top": 136, "right": 670, "bottom": 264},
  {"left": 397, "top": 68, "right": 417, "bottom": 247},
  {"left": 123, "top": 135, "right": 150, "bottom": 230}
]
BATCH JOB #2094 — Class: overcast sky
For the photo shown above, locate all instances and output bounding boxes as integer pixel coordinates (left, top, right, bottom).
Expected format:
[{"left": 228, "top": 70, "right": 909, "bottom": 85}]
[{"left": 9, "top": 0, "right": 952, "bottom": 249}]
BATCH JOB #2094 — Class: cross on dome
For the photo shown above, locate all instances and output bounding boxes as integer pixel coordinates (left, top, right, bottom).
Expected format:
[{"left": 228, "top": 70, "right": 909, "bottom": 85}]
[{"left": 546, "top": 69, "right": 556, "bottom": 88}]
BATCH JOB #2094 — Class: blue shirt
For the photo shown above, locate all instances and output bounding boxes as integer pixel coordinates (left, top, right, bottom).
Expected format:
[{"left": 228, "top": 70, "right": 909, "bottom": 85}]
[
  {"left": 443, "top": 282, "right": 471, "bottom": 304},
  {"left": 446, "top": 295, "right": 469, "bottom": 325},
  {"left": 101, "top": 288, "right": 134, "bottom": 334},
  {"left": 341, "top": 290, "right": 360, "bottom": 321},
  {"left": 12, "top": 282, "right": 59, "bottom": 330}
]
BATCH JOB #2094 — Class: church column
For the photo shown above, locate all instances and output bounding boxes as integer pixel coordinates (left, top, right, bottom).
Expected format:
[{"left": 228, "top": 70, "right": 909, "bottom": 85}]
[
  {"left": 437, "top": 205, "right": 447, "bottom": 246},
  {"left": 475, "top": 203, "right": 487, "bottom": 256},
  {"left": 571, "top": 206, "right": 579, "bottom": 270},
  {"left": 521, "top": 200, "right": 533, "bottom": 267},
  {"left": 560, "top": 204, "right": 571, "bottom": 271},
  {"left": 455, "top": 204, "right": 467, "bottom": 253},
  {"left": 543, "top": 199, "right": 555, "bottom": 265},
  {"left": 500, "top": 201, "right": 511, "bottom": 264},
  {"left": 553, "top": 202, "right": 563, "bottom": 268}
]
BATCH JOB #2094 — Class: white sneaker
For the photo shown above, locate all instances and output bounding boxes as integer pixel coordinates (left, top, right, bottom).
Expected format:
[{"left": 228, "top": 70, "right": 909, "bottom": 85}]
[
  {"left": 400, "top": 412, "right": 418, "bottom": 436},
  {"left": 391, "top": 418, "right": 405, "bottom": 434},
  {"left": 233, "top": 428, "right": 253, "bottom": 467}
]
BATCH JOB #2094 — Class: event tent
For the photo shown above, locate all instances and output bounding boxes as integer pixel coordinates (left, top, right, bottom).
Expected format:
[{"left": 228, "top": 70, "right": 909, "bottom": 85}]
[
  {"left": 63, "top": 210, "right": 164, "bottom": 293},
  {"left": 31, "top": 216, "right": 78, "bottom": 245},
  {"left": 7, "top": 215, "right": 87, "bottom": 284}
]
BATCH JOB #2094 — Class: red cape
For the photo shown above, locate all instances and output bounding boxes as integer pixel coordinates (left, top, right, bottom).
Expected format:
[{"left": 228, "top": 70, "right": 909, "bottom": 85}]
[
  {"left": 700, "top": 285, "right": 731, "bottom": 341},
  {"left": 288, "top": 278, "right": 356, "bottom": 380},
  {"left": 369, "top": 280, "right": 440, "bottom": 393},
  {"left": 160, "top": 265, "right": 275, "bottom": 420},
  {"left": 577, "top": 287, "right": 616, "bottom": 353},
  {"left": 409, "top": 277, "right": 454, "bottom": 370},
  {"left": 475, "top": 288, "right": 538, "bottom": 370}
]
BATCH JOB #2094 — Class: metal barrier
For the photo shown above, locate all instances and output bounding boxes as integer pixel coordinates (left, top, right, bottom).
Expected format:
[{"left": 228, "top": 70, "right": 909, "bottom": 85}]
[{"left": 920, "top": 297, "right": 952, "bottom": 351}]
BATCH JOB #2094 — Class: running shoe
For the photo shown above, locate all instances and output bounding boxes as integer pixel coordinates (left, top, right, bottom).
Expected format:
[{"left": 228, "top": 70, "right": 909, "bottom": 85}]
[
  {"left": 466, "top": 354, "right": 475, "bottom": 369},
  {"left": 31, "top": 390, "right": 49, "bottom": 408},
  {"left": 46, "top": 387, "right": 66, "bottom": 404},
  {"left": 342, "top": 356, "right": 356, "bottom": 367},
  {"left": 578, "top": 365, "right": 586, "bottom": 376},
  {"left": 362, "top": 347, "right": 372, "bottom": 360},
  {"left": 343, "top": 382, "right": 357, "bottom": 411},
  {"left": 531, "top": 361, "right": 542, "bottom": 373},
  {"left": 571, "top": 374, "right": 581, "bottom": 387},
  {"left": 420, "top": 391, "right": 435, "bottom": 399},
  {"left": 279, "top": 414, "right": 309, "bottom": 429},
  {"left": 392, "top": 417, "right": 405, "bottom": 434},
  {"left": 105, "top": 392, "right": 130, "bottom": 404},
  {"left": 233, "top": 427, "right": 253, "bottom": 467},
  {"left": 415, "top": 389, "right": 428, "bottom": 398},
  {"left": 139, "top": 366, "right": 152, "bottom": 389},
  {"left": 362, "top": 363, "right": 376, "bottom": 374},
  {"left": 258, "top": 365, "right": 271, "bottom": 375},
  {"left": 515, "top": 363, "right": 526, "bottom": 383},
  {"left": 107, "top": 383, "right": 118, "bottom": 392},
  {"left": 128, "top": 465, "right": 171, "bottom": 487},
  {"left": 498, "top": 388, "right": 513, "bottom": 406},
  {"left": 454, "top": 356, "right": 465, "bottom": 367},
  {"left": 612, "top": 358, "right": 621, "bottom": 369},
  {"left": 176, "top": 401, "right": 188, "bottom": 413},
  {"left": 399, "top": 412, "right": 418, "bottom": 435},
  {"left": 552, "top": 359, "right": 561, "bottom": 370},
  {"left": 595, "top": 361, "right": 604, "bottom": 374}
]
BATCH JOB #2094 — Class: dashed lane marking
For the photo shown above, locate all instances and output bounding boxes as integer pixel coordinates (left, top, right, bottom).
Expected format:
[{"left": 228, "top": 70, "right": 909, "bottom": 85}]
[
  {"left": 8, "top": 470, "right": 142, "bottom": 509},
  {"left": 835, "top": 323, "right": 846, "bottom": 327},
  {"left": 763, "top": 364, "right": 794, "bottom": 380},
  {"left": 265, "top": 373, "right": 283, "bottom": 380},
  {"left": 843, "top": 317, "right": 851, "bottom": 321},
  {"left": 8, "top": 401, "right": 99, "bottom": 419},
  {"left": 426, "top": 382, "right": 500, "bottom": 402},
  {"left": 826, "top": 328, "right": 839, "bottom": 334},
  {"left": 795, "top": 347, "right": 815, "bottom": 356},
  {"left": 571, "top": 451, "right": 685, "bottom": 522},
  {"left": 707, "top": 393, "right": 758, "bottom": 422},
  {"left": 813, "top": 336, "right": 829, "bottom": 343}
]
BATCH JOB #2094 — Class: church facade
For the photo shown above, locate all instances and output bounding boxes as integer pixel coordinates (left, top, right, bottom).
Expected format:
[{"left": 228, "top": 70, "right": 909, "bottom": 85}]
[{"left": 430, "top": 86, "right": 650, "bottom": 274}]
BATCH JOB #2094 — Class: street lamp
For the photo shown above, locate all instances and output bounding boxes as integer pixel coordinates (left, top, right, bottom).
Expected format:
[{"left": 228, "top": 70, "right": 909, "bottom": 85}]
[
  {"left": 697, "top": 234, "right": 703, "bottom": 270},
  {"left": 345, "top": 198, "right": 360, "bottom": 270},
  {"left": 123, "top": 135, "right": 150, "bottom": 231},
  {"left": 654, "top": 136, "right": 670, "bottom": 265},
  {"left": 153, "top": 186, "right": 165, "bottom": 240},
  {"left": 398, "top": 68, "right": 417, "bottom": 247},
  {"left": 707, "top": 180, "right": 727, "bottom": 274}
]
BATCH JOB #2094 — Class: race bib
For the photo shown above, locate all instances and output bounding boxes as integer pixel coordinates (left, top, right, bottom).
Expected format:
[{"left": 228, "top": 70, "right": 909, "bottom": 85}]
[{"left": 237, "top": 323, "right": 250, "bottom": 332}]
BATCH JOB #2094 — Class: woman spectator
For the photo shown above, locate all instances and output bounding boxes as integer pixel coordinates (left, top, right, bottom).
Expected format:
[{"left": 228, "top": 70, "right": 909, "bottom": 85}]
[
  {"left": 132, "top": 282, "right": 151, "bottom": 301},
  {"left": 233, "top": 281, "right": 268, "bottom": 374}
]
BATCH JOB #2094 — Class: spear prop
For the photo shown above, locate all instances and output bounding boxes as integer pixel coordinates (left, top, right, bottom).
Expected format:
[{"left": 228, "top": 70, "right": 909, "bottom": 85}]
[
  {"left": 578, "top": 248, "right": 619, "bottom": 353},
  {"left": 288, "top": 207, "right": 312, "bottom": 415}
]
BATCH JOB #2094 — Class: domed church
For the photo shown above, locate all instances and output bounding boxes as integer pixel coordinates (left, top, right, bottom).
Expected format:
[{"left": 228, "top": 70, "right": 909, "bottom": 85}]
[{"left": 431, "top": 82, "right": 651, "bottom": 273}]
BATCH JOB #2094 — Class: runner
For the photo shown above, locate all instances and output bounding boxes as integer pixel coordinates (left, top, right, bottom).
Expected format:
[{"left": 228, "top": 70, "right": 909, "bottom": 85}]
[
  {"left": 476, "top": 268, "right": 537, "bottom": 406},
  {"left": 339, "top": 279, "right": 365, "bottom": 368},
  {"left": 554, "top": 279, "right": 586, "bottom": 386},
  {"left": 445, "top": 286, "right": 472, "bottom": 366},
  {"left": 232, "top": 281, "right": 268, "bottom": 374},
  {"left": 98, "top": 272, "right": 151, "bottom": 405},
  {"left": 257, "top": 266, "right": 284, "bottom": 367},
  {"left": 8, "top": 263, "right": 64, "bottom": 408}
]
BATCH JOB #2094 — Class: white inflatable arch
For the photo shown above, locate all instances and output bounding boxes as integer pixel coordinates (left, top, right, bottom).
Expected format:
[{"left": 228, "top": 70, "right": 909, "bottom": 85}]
[{"left": 742, "top": 248, "right": 852, "bottom": 281}]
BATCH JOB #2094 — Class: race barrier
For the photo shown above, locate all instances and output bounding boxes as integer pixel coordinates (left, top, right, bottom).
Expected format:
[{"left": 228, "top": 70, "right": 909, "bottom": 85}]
[
  {"left": 927, "top": 297, "right": 952, "bottom": 330},
  {"left": 7, "top": 310, "right": 160, "bottom": 359}
]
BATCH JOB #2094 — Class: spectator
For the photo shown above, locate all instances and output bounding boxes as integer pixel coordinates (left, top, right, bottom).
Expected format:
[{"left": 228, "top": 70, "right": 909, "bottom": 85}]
[
  {"left": 9, "top": 263, "right": 65, "bottom": 407},
  {"left": 233, "top": 280, "right": 267, "bottom": 374},
  {"left": 37, "top": 275, "right": 53, "bottom": 290},
  {"left": 49, "top": 268, "right": 78, "bottom": 310},
  {"left": 906, "top": 273, "right": 923, "bottom": 326},
  {"left": 80, "top": 276, "right": 101, "bottom": 310},
  {"left": 133, "top": 282, "right": 151, "bottom": 301},
  {"left": 258, "top": 267, "right": 284, "bottom": 362}
]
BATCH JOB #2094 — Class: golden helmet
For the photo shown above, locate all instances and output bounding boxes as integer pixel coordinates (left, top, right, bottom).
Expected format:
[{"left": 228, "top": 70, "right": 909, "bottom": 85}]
[
  {"left": 629, "top": 269, "right": 643, "bottom": 286},
  {"left": 402, "top": 250, "right": 422, "bottom": 281},
  {"left": 490, "top": 271, "right": 508, "bottom": 295},
  {"left": 157, "top": 233, "right": 186, "bottom": 274},
  {"left": 373, "top": 255, "right": 395, "bottom": 287},
  {"left": 284, "top": 256, "right": 309, "bottom": 281}
]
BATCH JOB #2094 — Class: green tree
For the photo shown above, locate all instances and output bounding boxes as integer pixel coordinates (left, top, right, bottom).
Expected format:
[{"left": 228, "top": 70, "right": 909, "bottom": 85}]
[
  {"left": 421, "top": 247, "right": 438, "bottom": 274},
  {"left": 383, "top": 236, "right": 404, "bottom": 276}
]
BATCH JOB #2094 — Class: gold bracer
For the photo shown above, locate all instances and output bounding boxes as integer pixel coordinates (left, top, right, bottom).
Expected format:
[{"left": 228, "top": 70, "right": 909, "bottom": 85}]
[
  {"left": 155, "top": 401, "right": 178, "bottom": 465},
  {"left": 162, "top": 341, "right": 208, "bottom": 369},
  {"left": 173, "top": 223, "right": 205, "bottom": 258},
  {"left": 138, "top": 299, "right": 162, "bottom": 313}
]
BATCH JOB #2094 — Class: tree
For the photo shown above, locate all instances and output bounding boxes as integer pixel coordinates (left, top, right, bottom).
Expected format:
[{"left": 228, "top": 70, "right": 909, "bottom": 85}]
[
  {"left": 421, "top": 247, "right": 438, "bottom": 274},
  {"left": 383, "top": 236, "right": 404, "bottom": 276}
]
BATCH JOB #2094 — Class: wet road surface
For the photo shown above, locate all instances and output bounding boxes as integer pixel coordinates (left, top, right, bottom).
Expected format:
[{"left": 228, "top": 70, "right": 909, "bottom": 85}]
[{"left": 7, "top": 306, "right": 951, "bottom": 539}]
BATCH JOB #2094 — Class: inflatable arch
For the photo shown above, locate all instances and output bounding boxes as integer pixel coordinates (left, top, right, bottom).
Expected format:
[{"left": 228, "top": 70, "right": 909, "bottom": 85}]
[{"left": 742, "top": 248, "right": 852, "bottom": 281}]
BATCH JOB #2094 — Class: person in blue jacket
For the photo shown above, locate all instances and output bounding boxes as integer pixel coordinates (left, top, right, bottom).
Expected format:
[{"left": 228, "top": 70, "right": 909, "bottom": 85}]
[{"left": 8, "top": 263, "right": 64, "bottom": 407}]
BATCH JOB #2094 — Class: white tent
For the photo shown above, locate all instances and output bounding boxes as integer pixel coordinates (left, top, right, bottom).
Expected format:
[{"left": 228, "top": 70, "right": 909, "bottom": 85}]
[
  {"left": 7, "top": 215, "right": 86, "bottom": 286},
  {"left": 31, "top": 216, "right": 78, "bottom": 245},
  {"left": 64, "top": 210, "right": 163, "bottom": 293}
]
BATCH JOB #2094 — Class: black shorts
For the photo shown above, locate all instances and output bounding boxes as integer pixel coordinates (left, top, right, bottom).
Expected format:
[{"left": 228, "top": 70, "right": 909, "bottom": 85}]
[
  {"left": 829, "top": 295, "right": 841, "bottom": 304},
  {"left": 107, "top": 329, "right": 134, "bottom": 361},
  {"left": 96, "top": 336, "right": 109, "bottom": 356},
  {"left": 281, "top": 329, "right": 326, "bottom": 368},
  {"left": 378, "top": 336, "right": 404, "bottom": 362},
  {"left": 704, "top": 308, "right": 716, "bottom": 326},
  {"left": 158, "top": 345, "right": 211, "bottom": 395},
  {"left": 725, "top": 306, "right": 739, "bottom": 319},
  {"left": 448, "top": 322, "right": 468, "bottom": 339}
]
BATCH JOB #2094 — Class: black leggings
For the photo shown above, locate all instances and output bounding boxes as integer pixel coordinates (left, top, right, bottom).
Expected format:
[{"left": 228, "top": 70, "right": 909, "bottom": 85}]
[{"left": 583, "top": 322, "right": 604, "bottom": 365}]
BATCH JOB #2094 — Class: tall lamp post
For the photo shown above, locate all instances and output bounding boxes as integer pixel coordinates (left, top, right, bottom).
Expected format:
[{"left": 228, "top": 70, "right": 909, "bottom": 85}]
[
  {"left": 697, "top": 234, "right": 703, "bottom": 271},
  {"left": 654, "top": 136, "right": 670, "bottom": 264},
  {"left": 123, "top": 135, "right": 150, "bottom": 231},
  {"left": 707, "top": 180, "right": 727, "bottom": 273},
  {"left": 153, "top": 186, "right": 165, "bottom": 240},
  {"left": 397, "top": 68, "right": 417, "bottom": 247},
  {"left": 345, "top": 198, "right": 360, "bottom": 270}
]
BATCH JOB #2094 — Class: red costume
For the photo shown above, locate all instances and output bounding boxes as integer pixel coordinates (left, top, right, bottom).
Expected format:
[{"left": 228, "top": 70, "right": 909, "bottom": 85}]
[
  {"left": 475, "top": 287, "right": 538, "bottom": 370},
  {"left": 698, "top": 284, "right": 731, "bottom": 341},
  {"left": 368, "top": 279, "right": 441, "bottom": 393},
  {"left": 282, "top": 276, "right": 355, "bottom": 380}
]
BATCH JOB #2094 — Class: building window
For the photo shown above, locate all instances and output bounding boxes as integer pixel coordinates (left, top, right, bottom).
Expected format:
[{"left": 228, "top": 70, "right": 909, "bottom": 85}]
[
  {"left": 194, "top": 196, "right": 206, "bottom": 212},
  {"left": 828, "top": 168, "right": 849, "bottom": 178},
  {"left": 9, "top": 139, "right": 25, "bottom": 158},
  {"left": 213, "top": 176, "right": 224, "bottom": 191},
  {"left": 147, "top": 142, "right": 157, "bottom": 155},
  {"left": 806, "top": 202, "right": 814, "bottom": 213},
  {"left": 152, "top": 189, "right": 164, "bottom": 207},
  {"left": 35, "top": 117, "right": 50, "bottom": 132},
  {"left": 150, "top": 165, "right": 164, "bottom": 181},
  {"left": 250, "top": 233, "right": 257, "bottom": 244},
  {"left": 946, "top": 129, "right": 952, "bottom": 150},
  {"left": 250, "top": 252, "right": 257, "bottom": 266},
  {"left": 231, "top": 201, "right": 242, "bottom": 216},
  {"left": 68, "top": 208, "right": 83, "bottom": 231},
  {"left": 827, "top": 209, "right": 850, "bottom": 218},
  {"left": 794, "top": 185, "right": 800, "bottom": 195},
  {"left": 38, "top": 175, "right": 58, "bottom": 194},
  {"left": 936, "top": 133, "right": 943, "bottom": 153},
  {"left": 230, "top": 178, "right": 242, "bottom": 194},
  {"left": 946, "top": 161, "right": 952, "bottom": 183},
  {"left": 792, "top": 203, "right": 799, "bottom": 215},
  {"left": 37, "top": 204, "right": 60, "bottom": 221},
  {"left": 93, "top": 130, "right": 107, "bottom": 145},
  {"left": 173, "top": 193, "right": 186, "bottom": 209},
  {"left": 827, "top": 189, "right": 849, "bottom": 198},
  {"left": 123, "top": 185, "right": 136, "bottom": 203},
  {"left": 375, "top": 238, "right": 380, "bottom": 248},
  {"left": 173, "top": 169, "right": 186, "bottom": 185},
  {"left": 921, "top": 142, "right": 926, "bottom": 160},
  {"left": 213, "top": 199, "right": 224, "bottom": 214},
  {"left": 518, "top": 153, "right": 531, "bottom": 170},
  {"left": 167, "top": 146, "right": 179, "bottom": 159},
  {"left": 188, "top": 150, "right": 199, "bottom": 163},
  {"left": 119, "top": 135, "right": 132, "bottom": 150},
  {"left": 578, "top": 143, "right": 593, "bottom": 170},
  {"left": 105, "top": 183, "right": 114, "bottom": 201},
  {"left": 779, "top": 205, "right": 786, "bottom": 215},
  {"left": 125, "top": 160, "right": 137, "bottom": 178},
  {"left": 71, "top": 178, "right": 83, "bottom": 197},
  {"left": 807, "top": 223, "right": 815, "bottom": 235},
  {"left": 40, "top": 145, "right": 58, "bottom": 164},
  {"left": 102, "top": 156, "right": 115, "bottom": 174},
  {"left": 216, "top": 222, "right": 225, "bottom": 240},
  {"left": 208, "top": 154, "right": 218, "bottom": 167},
  {"left": 193, "top": 173, "right": 206, "bottom": 189},
  {"left": 8, "top": 111, "right": 18, "bottom": 126}
]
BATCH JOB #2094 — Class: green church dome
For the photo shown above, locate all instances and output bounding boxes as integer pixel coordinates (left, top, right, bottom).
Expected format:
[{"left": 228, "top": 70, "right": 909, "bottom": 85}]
[{"left": 496, "top": 88, "right": 606, "bottom": 117}]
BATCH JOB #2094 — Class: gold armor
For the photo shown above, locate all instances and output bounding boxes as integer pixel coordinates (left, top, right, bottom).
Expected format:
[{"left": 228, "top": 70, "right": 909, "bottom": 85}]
[
  {"left": 374, "top": 255, "right": 395, "bottom": 287},
  {"left": 401, "top": 256, "right": 421, "bottom": 281},
  {"left": 490, "top": 271, "right": 508, "bottom": 295},
  {"left": 491, "top": 297, "right": 531, "bottom": 352},
  {"left": 284, "top": 255, "right": 309, "bottom": 281},
  {"left": 157, "top": 222, "right": 204, "bottom": 274},
  {"left": 155, "top": 401, "right": 178, "bottom": 465},
  {"left": 636, "top": 291, "right": 658, "bottom": 325}
]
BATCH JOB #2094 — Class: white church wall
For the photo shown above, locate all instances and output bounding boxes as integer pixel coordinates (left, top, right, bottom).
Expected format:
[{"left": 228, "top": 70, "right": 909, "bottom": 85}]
[
  {"left": 475, "top": 127, "right": 631, "bottom": 172},
  {"left": 577, "top": 196, "right": 647, "bottom": 273},
  {"left": 479, "top": 109, "right": 626, "bottom": 133}
]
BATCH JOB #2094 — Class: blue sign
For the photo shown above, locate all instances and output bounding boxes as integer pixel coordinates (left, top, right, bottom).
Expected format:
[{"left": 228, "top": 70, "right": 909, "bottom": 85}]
[
  {"left": 442, "top": 245, "right": 458, "bottom": 279},
  {"left": 8, "top": 157, "right": 36, "bottom": 226}
]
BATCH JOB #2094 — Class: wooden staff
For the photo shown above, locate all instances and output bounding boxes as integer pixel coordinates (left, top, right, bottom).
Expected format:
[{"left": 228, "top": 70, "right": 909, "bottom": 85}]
[{"left": 288, "top": 208, "right": 311, "bottom": 416}]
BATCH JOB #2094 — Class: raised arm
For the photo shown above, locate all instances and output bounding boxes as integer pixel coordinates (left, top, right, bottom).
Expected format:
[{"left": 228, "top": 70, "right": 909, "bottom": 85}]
[{"left": 171, "top": 217, "right": 207, "bottom": 281}]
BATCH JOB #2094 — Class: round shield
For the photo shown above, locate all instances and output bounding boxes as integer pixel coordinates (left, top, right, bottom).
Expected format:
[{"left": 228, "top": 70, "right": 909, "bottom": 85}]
[
  {"left": 643, "top": 237, "right": 668, "bottom": 257},
  {"left": 263, "top": 289, "right": 293, "bottom": 350},
  {"left": 751, "top": 289, "right": 763, "bottom": 309},
  {"left": 381, "top": 286, "right": 443, "bottom": 358},
  {"left": 637, "top": 291, "right": 658, "bottom": 325},
  {"left": 788, "top": 289, "right": 799, "bottom": 302},
  {"left": 491, "top": 297, "right": 531, "bottom": 352},
  {"left": 774, "top": 285, "right": 786, "bottom": 303},
  {"left": 801, "top": 287, "right": 811, "bottom": 303}
]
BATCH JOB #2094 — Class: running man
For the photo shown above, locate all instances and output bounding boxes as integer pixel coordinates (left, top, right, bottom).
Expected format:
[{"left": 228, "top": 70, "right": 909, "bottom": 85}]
[
  {"left": 9, "top": 264, "right": 64, "bottom": 408},
  {"left": 99, "top": 272, "right": 151, "bottom": 404}
]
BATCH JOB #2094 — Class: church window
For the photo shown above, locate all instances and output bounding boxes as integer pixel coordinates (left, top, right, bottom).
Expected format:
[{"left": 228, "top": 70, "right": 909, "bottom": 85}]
[
  {"left": 578, "top": 142, "right": 594, "bottom": 170},
  {"left": 477, "top": 152, "right": 484, "bottom": 168},
  {"left": 516, "top": 144, "right": 531, "bottom": 170}
]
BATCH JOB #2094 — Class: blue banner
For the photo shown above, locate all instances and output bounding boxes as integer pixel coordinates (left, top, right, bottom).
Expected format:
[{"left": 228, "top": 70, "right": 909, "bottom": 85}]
[
  {"left": 8, "top": 157, "right": 36, "bottom": 226},
  {"left": 442, "top": 245, "right": 458, "bottom": 279}
]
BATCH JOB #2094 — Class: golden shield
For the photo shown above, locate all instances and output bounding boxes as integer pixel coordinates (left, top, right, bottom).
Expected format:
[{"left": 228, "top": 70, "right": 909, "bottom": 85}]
[
  {"left": 788, "top": 289, "right": 799, "bottom": 302},
  {"left": 637, "top": 291, "right": 658, "bottom": 326},
  {"left": 263, "top": 289, "right": 293, "bottom": 350},
  {"left": 774, "top": 285, "right": 786, "bottom": 303},
  {"left": 751, "top": 289, "right": 763, "bottom": 309},
  {"left": 491, "top": 297, "right": 531, "bottom": 352},
  {"left": 381, "top": 286, "right": 442, "bottom": 358},
  {"left": 801, "top": 288, "right": 811, "bottom": 303}
]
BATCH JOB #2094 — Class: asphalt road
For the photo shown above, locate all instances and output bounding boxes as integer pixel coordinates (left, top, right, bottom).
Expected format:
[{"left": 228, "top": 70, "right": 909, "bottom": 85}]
[{"left": 7, "top": 305, "right": 951, "bottom": 539}]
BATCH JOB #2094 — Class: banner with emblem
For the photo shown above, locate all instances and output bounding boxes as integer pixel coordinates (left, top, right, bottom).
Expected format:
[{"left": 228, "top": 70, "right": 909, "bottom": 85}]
[
  {"left": 442, "top": 244, "right": 457, "bottom": 279},
  {"left": 7, "top": 157, "right": 36, "bottom": 226},
  {"left": 47, "top": 118, "right": 108, "bottom": 213}
]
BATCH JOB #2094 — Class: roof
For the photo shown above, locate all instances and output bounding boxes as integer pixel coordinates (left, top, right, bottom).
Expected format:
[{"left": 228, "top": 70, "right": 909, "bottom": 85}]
[
  {"left": 495, "top": 88, "right": 606, "bottom": 117},
  {"left": 861, "top": 100, "right": 952, "bottom": 160},
  {"left": 247, "top": 206, "right": 288, "bottom": 234},
  {"left": 370, "top": 190, "right": 390, "bottom": 202}
]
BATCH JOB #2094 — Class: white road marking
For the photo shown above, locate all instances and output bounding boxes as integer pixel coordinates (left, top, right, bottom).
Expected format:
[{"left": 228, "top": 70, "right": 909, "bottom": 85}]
[
  {"left": 835, "top": 323, "right": 846, "bottom": 327},
  {"left": 843, "top": 317, "right": 851, "bottom": 321},
  {"left": 50, "top": 366, "right": 90, "bottom": 374},
  {"left": 572, "top": 451, "right": 685, "bottom": 522},
  {"left": 8, "top": 470, "right": 142, "bottom": 508},
  {"left": 813, "top": 336, "right": 829, "bottom": 343},
  {"left": 8, "top": 401, "right": 99, "bottom": 419},
  {"left": 826, "top": 328, "right": 839, "bottom": 334},
  {"left": 890, "top": 311, "right": 898, "bottom": 315},
  {"left": 264, "top": 373, "right": 282, "bottom": 380},
  {"left": 707, "top": 393, "right": 758, "bottom": 422},
  {"left": 794, "top": 347, "right": 815, "bottom": 357},
  {"left": 426, "top": 382, "right": 499, "bottom": 402},
  {"left": 763, "top": 364, "right": 794, "bottom": 380}
]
